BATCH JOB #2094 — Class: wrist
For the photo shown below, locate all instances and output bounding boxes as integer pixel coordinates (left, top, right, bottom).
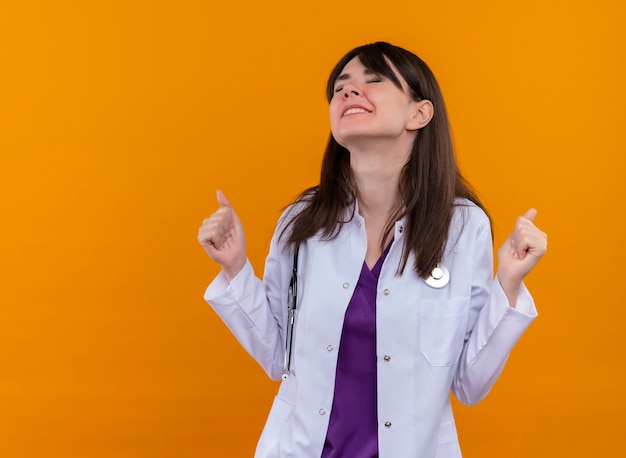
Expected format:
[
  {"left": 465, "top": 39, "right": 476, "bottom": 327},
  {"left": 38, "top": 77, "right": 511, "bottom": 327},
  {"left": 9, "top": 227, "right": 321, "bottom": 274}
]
[
  {"left": 497, "top": 271, "right": 522, "bottom": 308},
  {"left": 222, "top": 258, "right": 247, "bottom": 282}
]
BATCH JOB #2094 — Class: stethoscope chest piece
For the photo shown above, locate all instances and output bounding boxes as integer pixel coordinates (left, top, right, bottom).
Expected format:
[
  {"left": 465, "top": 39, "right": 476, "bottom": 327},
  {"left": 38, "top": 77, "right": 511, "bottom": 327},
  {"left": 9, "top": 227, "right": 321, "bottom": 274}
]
[{"left": 425, "top": 264, "right": 450, "bottom": 288}]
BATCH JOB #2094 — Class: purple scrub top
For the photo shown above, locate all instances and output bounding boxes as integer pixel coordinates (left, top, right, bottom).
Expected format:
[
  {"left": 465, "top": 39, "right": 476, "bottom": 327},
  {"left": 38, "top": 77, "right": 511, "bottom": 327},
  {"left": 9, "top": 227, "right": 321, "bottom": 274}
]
[{"left": 321, "top": 244, "right": 390, "bottom": 458}]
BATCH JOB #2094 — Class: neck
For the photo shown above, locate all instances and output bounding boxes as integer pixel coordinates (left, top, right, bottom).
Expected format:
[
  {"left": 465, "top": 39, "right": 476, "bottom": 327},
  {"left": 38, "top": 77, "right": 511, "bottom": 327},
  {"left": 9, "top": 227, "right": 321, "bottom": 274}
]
[
  {"left": 349, "top": 142, "right": 410, "bottom": 219},
  {"left": 352, "top": 161, "right": 402, "bottom": 219},
  {"left": 349, "top": 145, "right": 407, "bottom": 267}
]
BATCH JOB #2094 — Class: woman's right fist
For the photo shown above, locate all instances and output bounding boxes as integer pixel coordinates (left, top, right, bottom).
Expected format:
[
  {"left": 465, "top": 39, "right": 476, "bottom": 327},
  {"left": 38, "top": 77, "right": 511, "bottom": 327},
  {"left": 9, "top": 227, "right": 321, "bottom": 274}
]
[{"left": 198, "top": 190, "right": 247, "bottom": 281}]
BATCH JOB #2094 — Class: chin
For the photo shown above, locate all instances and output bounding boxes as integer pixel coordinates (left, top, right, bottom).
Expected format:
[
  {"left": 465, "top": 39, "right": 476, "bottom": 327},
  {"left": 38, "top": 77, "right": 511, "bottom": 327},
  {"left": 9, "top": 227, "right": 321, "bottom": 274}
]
[{"left": 332, "top": 129, "right": 372, "bottom": 148}]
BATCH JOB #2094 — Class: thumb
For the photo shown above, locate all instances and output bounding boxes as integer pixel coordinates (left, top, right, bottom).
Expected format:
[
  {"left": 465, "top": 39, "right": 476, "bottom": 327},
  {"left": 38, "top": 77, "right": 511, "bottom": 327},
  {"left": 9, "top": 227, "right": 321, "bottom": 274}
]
[
  {"left": 216, "top": 189, "right": 242, "bottom": 229},
  {"left": 522, "top": 208, "right": 538, "bottom": 222},
  {"left": 216, "top": 189, "right": 233, "bottom": 208}
]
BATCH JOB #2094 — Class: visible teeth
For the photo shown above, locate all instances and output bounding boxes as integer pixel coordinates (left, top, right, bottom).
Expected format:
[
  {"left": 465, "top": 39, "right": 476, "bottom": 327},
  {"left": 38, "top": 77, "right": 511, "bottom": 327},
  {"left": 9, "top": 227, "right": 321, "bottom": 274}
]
[{"left": 344, "top": 107, "right": 368, "bottom": 115}]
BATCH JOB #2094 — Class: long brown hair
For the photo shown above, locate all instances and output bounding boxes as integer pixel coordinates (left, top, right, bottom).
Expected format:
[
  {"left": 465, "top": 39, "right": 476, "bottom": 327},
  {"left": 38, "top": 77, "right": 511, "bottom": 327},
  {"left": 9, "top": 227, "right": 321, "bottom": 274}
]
[{"left": 281, "top": 42, "right": 489, "bottom": 278}]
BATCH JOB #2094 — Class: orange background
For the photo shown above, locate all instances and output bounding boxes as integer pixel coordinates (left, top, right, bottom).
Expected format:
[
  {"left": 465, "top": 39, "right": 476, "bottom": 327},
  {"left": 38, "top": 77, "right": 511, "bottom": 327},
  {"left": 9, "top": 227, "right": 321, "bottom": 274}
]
[{"left": 1, "top": 1, "right": 624, "bottom": 456}]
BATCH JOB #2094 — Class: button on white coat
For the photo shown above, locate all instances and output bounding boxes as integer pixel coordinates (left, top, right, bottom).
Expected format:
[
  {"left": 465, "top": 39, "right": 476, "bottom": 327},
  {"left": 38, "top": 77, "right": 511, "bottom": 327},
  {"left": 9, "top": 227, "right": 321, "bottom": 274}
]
[
  {"left": 326, "top": 345, "right": 333, "bottom": 352},
  {"left": 319, "top": 408, "right": 326, "bottom": 415},
  {"left": 343, "top": 283, "right": 349, "bottom": 289}
]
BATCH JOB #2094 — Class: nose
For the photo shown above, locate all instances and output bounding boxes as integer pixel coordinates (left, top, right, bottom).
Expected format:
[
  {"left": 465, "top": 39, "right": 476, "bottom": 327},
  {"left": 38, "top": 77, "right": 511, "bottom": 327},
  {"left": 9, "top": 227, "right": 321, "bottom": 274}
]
[{"left": 342, "top": 84, "right": 360, "bottom": 98}]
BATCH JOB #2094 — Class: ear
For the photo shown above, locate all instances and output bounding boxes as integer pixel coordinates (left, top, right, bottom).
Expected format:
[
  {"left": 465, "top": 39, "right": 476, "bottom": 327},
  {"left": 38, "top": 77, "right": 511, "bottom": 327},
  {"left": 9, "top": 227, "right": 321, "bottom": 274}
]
[{"left": 406, "top": 99, "right": 434, "bottom": 131}]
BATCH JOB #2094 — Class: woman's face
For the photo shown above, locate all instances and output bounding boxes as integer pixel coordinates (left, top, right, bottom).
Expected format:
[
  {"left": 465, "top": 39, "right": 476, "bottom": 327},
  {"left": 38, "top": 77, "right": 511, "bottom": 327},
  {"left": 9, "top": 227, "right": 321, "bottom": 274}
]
[{"left": 329, "top": 56, "right": 425, "bottom": 150}]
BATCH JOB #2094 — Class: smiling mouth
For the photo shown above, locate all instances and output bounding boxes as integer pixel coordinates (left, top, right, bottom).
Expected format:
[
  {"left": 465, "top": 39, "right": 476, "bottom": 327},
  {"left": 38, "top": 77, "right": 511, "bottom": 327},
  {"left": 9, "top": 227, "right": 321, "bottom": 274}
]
[{"left": 343, "top": 107, "right": 370, "bottom": 116}]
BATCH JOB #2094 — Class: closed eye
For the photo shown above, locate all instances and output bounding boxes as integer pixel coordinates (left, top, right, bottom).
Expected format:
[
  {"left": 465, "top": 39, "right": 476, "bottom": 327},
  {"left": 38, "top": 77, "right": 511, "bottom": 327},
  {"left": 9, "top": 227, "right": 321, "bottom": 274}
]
[{"left": 335, "top": 78, "right": 381, "bottom": 93}]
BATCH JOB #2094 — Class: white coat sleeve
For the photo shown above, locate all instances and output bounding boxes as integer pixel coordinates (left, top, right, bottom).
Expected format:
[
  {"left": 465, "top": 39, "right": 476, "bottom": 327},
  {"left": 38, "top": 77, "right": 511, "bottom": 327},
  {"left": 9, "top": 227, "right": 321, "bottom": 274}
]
[
  {"left": 203, "top": 217, "right": 292, "bottom": 381},
  {"left": 452, "top": 215, "right": 538, "bottom": 406}
]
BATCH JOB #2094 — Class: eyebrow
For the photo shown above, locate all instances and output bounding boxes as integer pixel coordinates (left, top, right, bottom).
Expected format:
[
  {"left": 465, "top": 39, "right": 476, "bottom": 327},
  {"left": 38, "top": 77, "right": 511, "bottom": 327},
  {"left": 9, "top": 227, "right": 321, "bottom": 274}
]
[{"left": 335, "top": 68, "right": 377, "bottom": 82}]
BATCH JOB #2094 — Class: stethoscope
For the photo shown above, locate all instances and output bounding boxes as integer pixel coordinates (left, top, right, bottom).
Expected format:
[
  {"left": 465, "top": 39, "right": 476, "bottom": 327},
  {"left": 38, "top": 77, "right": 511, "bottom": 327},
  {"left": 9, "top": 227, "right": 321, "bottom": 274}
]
[
  {"left": 281, "top": 257, "right": 450, "bottom": 379},
  {"left": 425, "top": 263, "right": 450, "bottom": 289},
  {"left": 282, "top": 247, "right": 299, "bottom": 380}
]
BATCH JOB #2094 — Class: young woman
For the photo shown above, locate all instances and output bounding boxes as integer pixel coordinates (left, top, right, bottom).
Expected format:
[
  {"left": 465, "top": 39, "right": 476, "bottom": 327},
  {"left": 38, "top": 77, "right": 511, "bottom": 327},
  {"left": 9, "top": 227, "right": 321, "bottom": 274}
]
[{"left": 198, "top": 42, "right": 547, "bottom": 457}]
